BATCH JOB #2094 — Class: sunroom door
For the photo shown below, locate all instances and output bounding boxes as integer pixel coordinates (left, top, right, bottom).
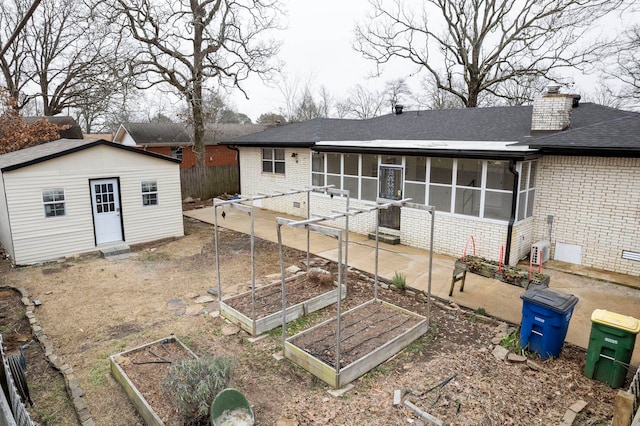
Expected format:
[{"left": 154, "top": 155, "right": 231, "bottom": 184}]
[{"left": 378, "top": 166, "right": 403, "bottom": 229}]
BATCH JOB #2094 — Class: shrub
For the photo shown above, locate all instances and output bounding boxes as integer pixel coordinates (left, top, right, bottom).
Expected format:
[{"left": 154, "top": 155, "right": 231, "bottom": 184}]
[
  {"left": 391, "top": 271, "right": 407, "bottom": 290},
  {"left": 163, "top": 356, "right": 234, "bottom": 424}
]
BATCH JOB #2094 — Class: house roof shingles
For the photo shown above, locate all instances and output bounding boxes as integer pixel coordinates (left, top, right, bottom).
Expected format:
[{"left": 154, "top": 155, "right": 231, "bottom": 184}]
[
  {"left": 222, "top": 103, "right": 640, "bottom": 155},
  {"left": 121, "top": 122, "right": 268, "bottom": 145}
]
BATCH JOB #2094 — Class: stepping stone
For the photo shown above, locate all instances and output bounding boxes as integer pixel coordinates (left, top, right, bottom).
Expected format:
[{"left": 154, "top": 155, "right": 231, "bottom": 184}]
[
  {"left": 492, "top": 345, "right": 509, "bottom": 361},
  {"left": 207, "top": 288, "right": 220, "bottom": 296},
  {"left": 195, "top": 295, "right": 215, "bottom": 304},
  {"left": 221, "top": 324, "right": 240, "bottom": 336},
  {"left": 286, "top": 265, "right": 301, "bottom": 274},
  {"left": 167, "top": 299, "right": 186, "bottom": 309},
  {"left": 507, "top": 353, "right": 527, "bottom": 363},
  {"left": 186, "top": 305, "right": 202, "bottom": 316}
]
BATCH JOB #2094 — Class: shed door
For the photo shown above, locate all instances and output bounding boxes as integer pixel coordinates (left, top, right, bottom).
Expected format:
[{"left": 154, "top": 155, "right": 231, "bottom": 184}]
[{"left": 90, "top": 178, "right": 123, "bottom": 245}]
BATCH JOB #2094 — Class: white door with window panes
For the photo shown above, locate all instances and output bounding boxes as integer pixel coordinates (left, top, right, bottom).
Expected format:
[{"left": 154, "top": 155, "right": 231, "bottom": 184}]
[{"left": 90, "top": 178, "right": 123, "bottom": 244}]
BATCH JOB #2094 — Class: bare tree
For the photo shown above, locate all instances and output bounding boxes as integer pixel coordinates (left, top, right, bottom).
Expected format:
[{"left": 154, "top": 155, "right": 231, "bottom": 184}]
[
  {"left": 611, "top": 25, "right": 640, "bottom": 102},
  {"left": 111, "top": 0, "right": 281, "bottom": 168},
  {"left": 0, "top": 0, "right": 34, "bottom": 110},
  {"left": 355, "top": 0, "right": 625, "bottom": 107},
  {"left": 1, "top": 0, "right": 128, "bottom": 120},
  {"left": 413, "top": 76, "right": 464, "bottom": 110},
  {"left": 384, "top": 78, "right": 411, "bottom": 113},
  {"left": 336, "top": 84, "right": 384, "bottom": 119}
]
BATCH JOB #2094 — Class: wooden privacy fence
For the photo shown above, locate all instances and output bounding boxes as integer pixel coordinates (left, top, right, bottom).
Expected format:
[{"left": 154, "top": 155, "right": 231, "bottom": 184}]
[
  {"left": 0, "top": 335, "right": 34, "bottom": 426},
  {"left": 180, "top": 165, "right": 239, "bottom": 200}
]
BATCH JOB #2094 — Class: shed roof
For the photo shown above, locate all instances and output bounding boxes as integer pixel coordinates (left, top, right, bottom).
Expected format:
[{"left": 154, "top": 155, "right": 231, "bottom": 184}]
[{"left": 0, "top": 138, "right": 180, "bottom": 172}]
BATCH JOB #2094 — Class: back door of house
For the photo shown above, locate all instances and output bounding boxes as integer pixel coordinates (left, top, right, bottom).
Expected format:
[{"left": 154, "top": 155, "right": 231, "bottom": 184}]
[
  {"left": 378, "top": 166, "right": 403, "bottom": 229},
  {"left": 90, "top": 178, "right": 123, "bottom": 245}
]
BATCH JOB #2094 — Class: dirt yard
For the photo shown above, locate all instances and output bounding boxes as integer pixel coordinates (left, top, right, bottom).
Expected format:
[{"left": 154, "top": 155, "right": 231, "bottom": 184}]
[{"left": 2, "top": 218, "right": 620, "bottom": 425}]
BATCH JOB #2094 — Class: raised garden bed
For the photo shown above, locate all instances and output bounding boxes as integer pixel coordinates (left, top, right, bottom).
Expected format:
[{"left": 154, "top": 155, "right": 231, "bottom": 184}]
[
  {"left": 220, "top": 271, "right": 346, "bottom": 336},
  {"left": 284, "top": 299, "right": 428, "bottom": 388},
  {"left": 457, "top": 256, "right": 550, "bottom": 288},
  {"left": 110, "top": 336, "right": 197, "bottom": 426}
]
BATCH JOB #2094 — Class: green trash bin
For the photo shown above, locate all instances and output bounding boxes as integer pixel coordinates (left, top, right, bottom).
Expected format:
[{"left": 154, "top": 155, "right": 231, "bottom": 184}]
[{"left": 584, "top": 309, "right": 640, "bottom": 388}]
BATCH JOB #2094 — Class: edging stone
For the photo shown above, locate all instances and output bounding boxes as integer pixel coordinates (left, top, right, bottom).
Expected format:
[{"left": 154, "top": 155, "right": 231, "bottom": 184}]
[{"left": 9, "top": 286, "right": 94, "bottom": 426}]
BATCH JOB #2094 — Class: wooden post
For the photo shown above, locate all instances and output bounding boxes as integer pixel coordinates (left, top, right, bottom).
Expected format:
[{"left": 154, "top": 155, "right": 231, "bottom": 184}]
[{"left": 612, "top": 390, "right": 634, "bottom": 426}]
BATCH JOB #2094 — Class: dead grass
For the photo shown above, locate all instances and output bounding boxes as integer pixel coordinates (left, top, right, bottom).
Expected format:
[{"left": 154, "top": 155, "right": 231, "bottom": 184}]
[{"left": 3, "top": 218, "right": 620, "bottom": 425}]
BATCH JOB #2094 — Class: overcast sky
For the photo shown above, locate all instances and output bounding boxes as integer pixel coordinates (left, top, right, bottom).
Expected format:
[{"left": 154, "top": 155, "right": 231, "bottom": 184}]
[
  {"left": 228, "top": 1, "right": 634, "bottom": 122},
  {"left": 231, "top": 0, "right": 412, "bottom": 121}
]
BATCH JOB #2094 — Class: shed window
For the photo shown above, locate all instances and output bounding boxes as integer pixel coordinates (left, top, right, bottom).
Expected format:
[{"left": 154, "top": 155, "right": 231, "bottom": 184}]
[
  {"left": 262, "top": 148, "right": 285, "bottom": 174},
  {"left": 142, "top": 181, "right": 158, "bottom": 206},
  {"left": 43, "top": 189, "right": 65, "bottom": 217}
]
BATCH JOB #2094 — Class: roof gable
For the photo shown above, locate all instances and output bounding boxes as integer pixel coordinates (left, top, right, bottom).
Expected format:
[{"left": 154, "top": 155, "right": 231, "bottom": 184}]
[{"left": 0, "top": 138, "right": 180, "bottom": 172}]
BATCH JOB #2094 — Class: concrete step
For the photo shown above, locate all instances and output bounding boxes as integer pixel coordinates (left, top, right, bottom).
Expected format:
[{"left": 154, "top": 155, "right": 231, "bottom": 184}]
[
  {"left": 100, "top": 244, "right": 131, "bottom": 258},
  {"left": 367, "top": 232, "right": 400, "bottom": 245}
]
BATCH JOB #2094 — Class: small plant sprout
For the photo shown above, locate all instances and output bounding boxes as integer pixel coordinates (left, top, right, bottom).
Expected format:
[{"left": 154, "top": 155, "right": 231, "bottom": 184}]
[{"left": 391, "top": 271, "right": 407, "bottom": 290}]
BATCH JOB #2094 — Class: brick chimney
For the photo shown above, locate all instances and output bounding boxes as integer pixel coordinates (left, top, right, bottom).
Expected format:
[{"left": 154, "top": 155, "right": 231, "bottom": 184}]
[{"left": 530, "top": 85, "right": 574, "bottom": 135}]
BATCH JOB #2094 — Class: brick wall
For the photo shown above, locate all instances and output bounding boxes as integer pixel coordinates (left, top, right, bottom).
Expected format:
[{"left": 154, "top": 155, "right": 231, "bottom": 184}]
[
  {"left": 239, "top": 147, "right": 310, "bottom": 215},
  {"left": 531, "top": 94, "right": 574, "bottom": 132},
  {"left": 533, "top": 156, "right": 640, "bottom": 276},
  {"left": 146, "top": 145, "right": 238, "bottom": 169}
]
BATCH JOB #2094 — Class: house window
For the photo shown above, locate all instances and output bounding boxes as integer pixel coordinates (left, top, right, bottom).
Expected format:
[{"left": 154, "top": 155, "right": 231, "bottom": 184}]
[
  {"left": 142, "top": 181, "right": 158, "bottom": 206},
  {"left": 262, "top": 148, "right": 285, "bottom": 174},
  {"left": 517, "top": 161, "right": 537, "bottom": 220},
  {"left": 311, "top": 152, "right": 325, "bottom": 186},
  {"left": 405, "top": 156, "right": 427, "bottom": 204},
  {"left": 361, "top": 154, "right": 378, "bottom": 201},
  {"left": 483, "top": 160, "right": 513, "bottom": 221},
  {"left": 42, "top": 189, "right": 65, "bottom": 217},
  {"left": 171, "top": 146, "right": 183, "bottom": 162},
  {"left": 309, "top": 153, "right": 514, "bottom": 222},
  {"left": 429, "top": 158, "right": 453, "bottom": 212}
]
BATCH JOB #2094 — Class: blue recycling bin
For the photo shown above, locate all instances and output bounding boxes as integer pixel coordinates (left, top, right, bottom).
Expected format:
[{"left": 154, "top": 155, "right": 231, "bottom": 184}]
[{"left": 519, "top": 286, "right": 579, "bottom": 359}]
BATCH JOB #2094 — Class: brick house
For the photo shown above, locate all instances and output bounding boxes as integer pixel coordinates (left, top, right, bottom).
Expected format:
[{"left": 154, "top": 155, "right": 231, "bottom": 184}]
[
  {"left": 222, "top": 90, "right": 640, "bottom": 277},
  {"left": 113, "top": 122, "right": 267, "bottom": 169}
]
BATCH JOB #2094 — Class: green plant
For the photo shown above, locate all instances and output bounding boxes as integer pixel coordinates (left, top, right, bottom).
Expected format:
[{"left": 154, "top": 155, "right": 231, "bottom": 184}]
[
  {"left": 500, "top": 331, "right": 525, "bottom": 356},
  {"left": 474, "top": 307, "right": 487, "bottom": 316},
  {"left": 391, "top": 271, "right": 407, "bottom": 290},
  {"left": 163, "top": 356, "right": 234, "bottom": 423}
]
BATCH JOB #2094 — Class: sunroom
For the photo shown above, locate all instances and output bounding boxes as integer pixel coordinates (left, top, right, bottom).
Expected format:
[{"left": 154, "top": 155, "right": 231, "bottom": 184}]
[{"left": 309, "top": 141, "right": 539, "bottom": 266}]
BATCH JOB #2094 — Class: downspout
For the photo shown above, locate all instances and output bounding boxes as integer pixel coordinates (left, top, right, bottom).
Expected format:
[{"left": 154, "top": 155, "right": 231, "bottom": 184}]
[
  {"left": 504, "top": 159, "right": 519, "bottom": 265},
  {"left": 228, "top": 145, "right": 241, "bottom": 194}
]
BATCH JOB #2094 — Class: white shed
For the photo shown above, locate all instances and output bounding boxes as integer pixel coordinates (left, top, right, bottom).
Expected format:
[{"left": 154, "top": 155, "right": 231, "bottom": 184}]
[{"left": 0, "top": 139, "right": 184, "bottom": 265}]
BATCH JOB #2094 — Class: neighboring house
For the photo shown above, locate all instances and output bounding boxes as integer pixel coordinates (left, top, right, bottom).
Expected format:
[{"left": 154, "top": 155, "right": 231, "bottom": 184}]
[
  {"left": 0, "top": 139, "right": 184, "bottom": 265},
  {"left": 23, "top": 116, "right": 84, "bottom": 139},
  {"left": 222, "top": 90, "right": 640, "bottom": 277},
  {"left": 113, "top": 122, "right": 267, "bottom": 169}
]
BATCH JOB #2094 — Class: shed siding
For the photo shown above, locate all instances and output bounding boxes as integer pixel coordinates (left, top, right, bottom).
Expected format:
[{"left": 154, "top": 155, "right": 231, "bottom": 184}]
[
  {"left": 3, "top": 145, "right": 183, "bottom": 265},
  {"left": 0, "top": 176, "right": 14, "bottom": 259}
]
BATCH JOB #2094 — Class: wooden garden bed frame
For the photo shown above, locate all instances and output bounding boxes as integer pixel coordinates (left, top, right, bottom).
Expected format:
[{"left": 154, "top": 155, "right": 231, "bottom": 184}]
[
  {"left": 284, "top": 299, "right": 428, "bottom": 388},
  {"left": 109, "top": 336, "right": 197, "bottom": 426},
  {"left": 220, "top": 275, "right": 347, "bottom": 336}
]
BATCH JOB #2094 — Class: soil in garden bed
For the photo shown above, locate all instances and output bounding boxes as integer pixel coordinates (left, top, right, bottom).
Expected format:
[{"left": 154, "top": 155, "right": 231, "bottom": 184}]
[
  {"left": 115, "top": 339, "right": 195, "bottom": 425},
  {"left": 289, "top": 302, "right": 423, "bottom": 368},
  {"left": 223, "top": 269, "right": 339, "bottom": 318}
]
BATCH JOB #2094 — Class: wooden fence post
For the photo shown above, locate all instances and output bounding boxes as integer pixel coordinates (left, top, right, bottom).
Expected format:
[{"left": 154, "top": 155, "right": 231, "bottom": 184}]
[{"left": 613, "top": 390, "right": 635, "bottom": 426}]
